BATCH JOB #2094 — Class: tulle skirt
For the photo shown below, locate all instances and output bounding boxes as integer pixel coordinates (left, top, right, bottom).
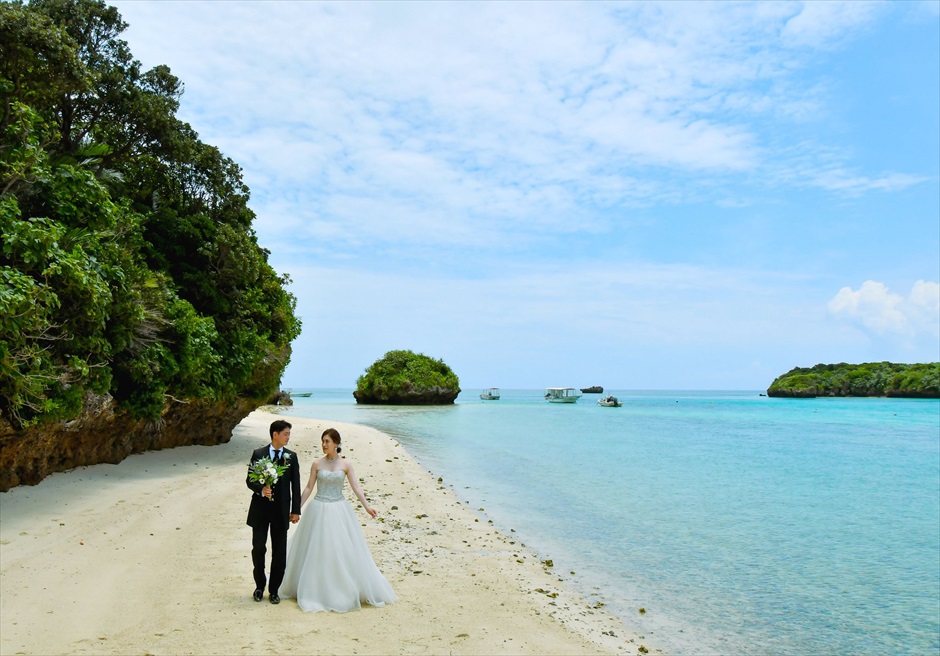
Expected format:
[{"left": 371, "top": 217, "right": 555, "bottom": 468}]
[{"left": 280, "top": 498, "right": 396, "bottom": 613}]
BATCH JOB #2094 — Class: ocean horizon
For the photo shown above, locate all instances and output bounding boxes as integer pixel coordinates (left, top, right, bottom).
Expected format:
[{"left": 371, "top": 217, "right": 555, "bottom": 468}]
[{"left": 278, "top": 388, "right": 940, "bottom": 655}]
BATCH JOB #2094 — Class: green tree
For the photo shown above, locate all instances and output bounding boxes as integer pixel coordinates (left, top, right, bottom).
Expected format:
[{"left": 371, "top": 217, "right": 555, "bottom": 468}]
[
  {"left": 768, "top": 362, "right": 940, "bottom": 398},
  {"left": 355, "top": 350, "right": 461, "bottom": 404},
  {"left": 1, "top": 0, "right": 300, "bottom": 427}
]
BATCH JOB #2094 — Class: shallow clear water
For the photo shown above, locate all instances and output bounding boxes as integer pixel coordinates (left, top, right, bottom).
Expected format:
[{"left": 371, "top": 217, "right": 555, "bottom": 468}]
[{"left": 279, "top": 389, "right": 940, "bottom": 655}]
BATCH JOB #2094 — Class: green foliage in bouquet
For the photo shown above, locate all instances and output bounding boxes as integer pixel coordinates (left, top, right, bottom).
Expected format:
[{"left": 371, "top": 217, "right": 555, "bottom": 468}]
[
  {"left": 247, "top": 456, "right": 289, "bottom": 500},
  {"left": 0, "top": 0, "right": 301, "bottom": 427}
]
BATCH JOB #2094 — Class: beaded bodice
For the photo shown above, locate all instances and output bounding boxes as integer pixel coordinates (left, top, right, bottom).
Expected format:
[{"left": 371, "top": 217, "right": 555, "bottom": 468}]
[{"left": 314, "top": 469, "right": 346, "bottom": 502}]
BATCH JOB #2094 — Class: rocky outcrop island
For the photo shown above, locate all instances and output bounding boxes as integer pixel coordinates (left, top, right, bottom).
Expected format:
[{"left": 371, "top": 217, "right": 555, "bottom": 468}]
[
  {"left": 354, "top": 350, "right": 461, "bottom": 405},
  {"left": 767, "top": 362, "right": 940, "bottom": 398}
]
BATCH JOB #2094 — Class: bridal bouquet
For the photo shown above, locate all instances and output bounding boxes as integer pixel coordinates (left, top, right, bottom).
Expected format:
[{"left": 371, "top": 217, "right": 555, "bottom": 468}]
[{"left": 248, "top": 456, "right": 289, "bottom": 501}]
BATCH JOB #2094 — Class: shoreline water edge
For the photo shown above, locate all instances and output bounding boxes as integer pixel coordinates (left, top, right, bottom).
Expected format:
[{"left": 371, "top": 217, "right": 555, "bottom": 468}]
[{"left": 0, "top": 408, "right": 663, "bottom": 656}]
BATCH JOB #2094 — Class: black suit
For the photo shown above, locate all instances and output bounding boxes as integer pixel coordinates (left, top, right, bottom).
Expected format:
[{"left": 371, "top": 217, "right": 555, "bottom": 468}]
[{"left": 246, "top": 444, "right": 301, "bottom": 595}]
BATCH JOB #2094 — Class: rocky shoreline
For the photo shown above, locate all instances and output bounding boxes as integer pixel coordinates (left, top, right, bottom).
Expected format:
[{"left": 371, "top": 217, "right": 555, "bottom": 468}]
[{"left": 0, "top": 392, "right": 258, "bottom": 491}]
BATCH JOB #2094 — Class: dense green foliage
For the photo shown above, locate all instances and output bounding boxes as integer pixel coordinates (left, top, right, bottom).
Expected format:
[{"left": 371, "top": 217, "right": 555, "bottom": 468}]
[
  {"left": 355, "top": 350, "right": 460, "bottom": 401},
  {"left": 0, "top": 0, "right": 300, "bottom": 427},
  {"left": 767, "top": 362, "right": 940, "bottom": 398}
]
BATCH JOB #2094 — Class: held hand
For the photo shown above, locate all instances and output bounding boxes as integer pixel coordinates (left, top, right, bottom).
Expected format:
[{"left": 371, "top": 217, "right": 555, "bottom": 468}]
[
  {"left": 262, "top": 485, "right": 272, "bottom": 499},
  {"left": 290, "top": 514, "right": 300, "bottom": 524}
]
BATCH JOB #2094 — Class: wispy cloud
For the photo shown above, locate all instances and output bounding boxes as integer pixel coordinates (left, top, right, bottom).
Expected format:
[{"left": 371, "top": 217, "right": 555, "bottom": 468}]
[
  {"left": 113, "top": 1, "right": 939, "bottom": 386},
  {"left": 810, "top": 170, "right": 930, "bottom": 195},
  {"left": 781, "top": 0, "right": 884, "bottom": 48},
  {"left": 117, "top": 0, "right": 928, "bottom": 260},
  {"left": 285, "top": 259, "right": 845, "bottom": 387}
]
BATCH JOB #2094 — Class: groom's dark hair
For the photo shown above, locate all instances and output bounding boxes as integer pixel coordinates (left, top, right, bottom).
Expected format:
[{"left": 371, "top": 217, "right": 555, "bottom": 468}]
[{"left": 269, "top": 419, "right": 292, "bottom": 437}]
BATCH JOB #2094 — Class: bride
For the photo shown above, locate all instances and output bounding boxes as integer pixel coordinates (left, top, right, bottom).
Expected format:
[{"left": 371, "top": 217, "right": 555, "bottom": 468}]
[{"left": 280, "top": 428, "right": 396, "bottom": 612}]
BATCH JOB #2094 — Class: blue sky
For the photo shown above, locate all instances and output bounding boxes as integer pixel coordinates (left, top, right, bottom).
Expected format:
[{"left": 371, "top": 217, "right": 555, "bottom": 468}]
[{"left": 113, "top": 0, "right": 940, "bottom": 390}]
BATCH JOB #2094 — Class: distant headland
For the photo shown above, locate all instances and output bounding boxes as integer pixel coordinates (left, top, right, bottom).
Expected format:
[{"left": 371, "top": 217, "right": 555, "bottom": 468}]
[{"left": 767, "top": 362, "right": 940, "bottom": 398}]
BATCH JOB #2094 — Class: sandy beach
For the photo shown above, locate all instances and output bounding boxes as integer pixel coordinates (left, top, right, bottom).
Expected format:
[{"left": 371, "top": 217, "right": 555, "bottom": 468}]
[{"left": 1, "top": 409, "right": 657, "bottom": 655}]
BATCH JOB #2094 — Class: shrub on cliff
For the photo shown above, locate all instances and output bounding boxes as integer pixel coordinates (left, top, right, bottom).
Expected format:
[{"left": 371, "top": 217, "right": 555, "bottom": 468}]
[{"left": 354, "top": 350, "right": 460, "bottom": 405}]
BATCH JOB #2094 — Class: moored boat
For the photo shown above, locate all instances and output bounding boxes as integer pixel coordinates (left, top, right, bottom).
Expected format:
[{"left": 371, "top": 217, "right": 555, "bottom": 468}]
[
  {"left": 545, "top": 387, "right": 581, "bottom": 403},
  {"left": 480, "top": 387, "right": 501, "bottom": 400},
  {"left": 597, "top": 394, "right": 622, "bottom": 407}
]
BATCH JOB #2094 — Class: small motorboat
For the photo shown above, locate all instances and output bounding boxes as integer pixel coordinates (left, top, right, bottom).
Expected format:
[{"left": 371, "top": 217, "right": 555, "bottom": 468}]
[
  {"left": 597, "top": 394, "right": 622, "bottom": 407},
  {"left": 480, "top": 387, "right": 501, "bottom": 400},
  {"left": 545, "top": 387, "right": 581, "bottom": 403}
]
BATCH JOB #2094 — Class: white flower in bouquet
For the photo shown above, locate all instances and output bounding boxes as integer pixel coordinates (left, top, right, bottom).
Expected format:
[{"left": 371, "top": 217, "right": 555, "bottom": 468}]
[{"left": 248, "top": 456, "right": 289, "bottom": 501}]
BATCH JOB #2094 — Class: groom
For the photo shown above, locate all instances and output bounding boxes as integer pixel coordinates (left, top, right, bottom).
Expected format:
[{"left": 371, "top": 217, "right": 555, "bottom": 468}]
[{"left": 246, "top": 419, "right": 301, "bottom": 604}]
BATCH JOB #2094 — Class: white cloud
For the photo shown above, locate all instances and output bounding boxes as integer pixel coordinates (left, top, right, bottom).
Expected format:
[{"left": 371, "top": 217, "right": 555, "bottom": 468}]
[
  {"left": 810, "top": 170, "right": 929, "bottom": 195},
  {"left": 280, "top": 259, "right": 841, "bottom": 388},
  {"left": 113, "top": 0, "right": 928, "bottom": 259},
  {"left": 918, "top": 0, "right": 940, "bottom": 17},
  {"left": 107, "top": 1, "right": 939, "bottom": 386},
  {"left": 828, "top": 280, "right": 940, "bottom": 338},
  {"left": 782, "top": 0, "right": 884, "bottom": 48},
  {"left": 908, "top": 280, "right": 940, "bottom": 337}
]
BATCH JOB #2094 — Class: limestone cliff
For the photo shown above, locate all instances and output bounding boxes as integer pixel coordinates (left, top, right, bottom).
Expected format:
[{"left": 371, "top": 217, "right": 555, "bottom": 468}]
[
  {"left": 0, "top": 393, "right": 261, "bottom": 492},
  {"left": 353, "top": 386, "right": 459, "bottom": 405}
]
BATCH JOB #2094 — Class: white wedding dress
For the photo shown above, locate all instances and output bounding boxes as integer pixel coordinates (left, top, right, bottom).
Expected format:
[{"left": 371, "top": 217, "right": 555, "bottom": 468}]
[{"left": 281, "top": 469, "right": 396, "bottom": 612}]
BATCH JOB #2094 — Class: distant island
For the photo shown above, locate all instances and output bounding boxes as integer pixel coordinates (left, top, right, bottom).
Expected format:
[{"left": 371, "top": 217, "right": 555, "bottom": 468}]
[
  {"left": 354, "top": 350, "right": 460, "bottom": 404},
  {"left": 767, "top": 362, "right": 940, "bottom": 398}
]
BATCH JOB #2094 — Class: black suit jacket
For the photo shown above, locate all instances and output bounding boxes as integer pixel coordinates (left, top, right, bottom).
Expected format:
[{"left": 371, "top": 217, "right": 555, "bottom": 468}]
[{"left": 246, "top": 445, "right": 301, "bottom": 528}]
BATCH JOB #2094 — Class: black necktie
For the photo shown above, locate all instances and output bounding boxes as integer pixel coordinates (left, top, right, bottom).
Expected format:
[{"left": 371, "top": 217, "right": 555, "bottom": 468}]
[{"left": 274, "top": 449, "right": 281, "bottom": 461}]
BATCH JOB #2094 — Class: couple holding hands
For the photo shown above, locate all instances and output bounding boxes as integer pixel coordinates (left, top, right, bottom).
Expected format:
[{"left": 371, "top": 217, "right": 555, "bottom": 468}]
[{"left": 246, "top": 420, "right": 396, "bottom": 612}]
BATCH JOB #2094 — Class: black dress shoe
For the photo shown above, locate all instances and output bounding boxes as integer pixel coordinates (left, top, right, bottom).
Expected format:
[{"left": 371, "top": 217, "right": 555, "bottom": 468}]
[
  {"left": 253, "top": 589, "right": 263, "bottom": 602},
  {"left": 269, "top": 593, "right": 280, "bottom": 604}
]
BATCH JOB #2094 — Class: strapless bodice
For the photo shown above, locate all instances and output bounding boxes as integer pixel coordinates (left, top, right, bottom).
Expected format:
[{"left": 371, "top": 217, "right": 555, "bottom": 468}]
[{"left": 314, "top": 469, "right": 346, "bottom": 502}]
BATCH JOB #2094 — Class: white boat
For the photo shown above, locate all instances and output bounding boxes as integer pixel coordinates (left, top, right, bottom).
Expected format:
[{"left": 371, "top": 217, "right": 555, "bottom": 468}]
[
  {"left": 480, "top": 387, "right": 501, "bottom": 400},
  {"left": 545, "top": 387, "right": 581, "bottom": 403},
  {"left": 598, "top": 394, "right": 622, "bottom": 407}
]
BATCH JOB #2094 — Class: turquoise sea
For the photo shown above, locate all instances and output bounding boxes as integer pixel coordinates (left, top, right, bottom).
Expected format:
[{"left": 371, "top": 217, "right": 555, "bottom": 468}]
[{"left": 279, "top": 389, "right": 940, "bottom": 655}]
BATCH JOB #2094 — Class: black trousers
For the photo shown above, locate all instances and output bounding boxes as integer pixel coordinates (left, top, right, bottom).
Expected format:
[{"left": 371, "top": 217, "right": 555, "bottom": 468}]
[{"left": 252, "top": 520, "right": 287, "bottom": 594}]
